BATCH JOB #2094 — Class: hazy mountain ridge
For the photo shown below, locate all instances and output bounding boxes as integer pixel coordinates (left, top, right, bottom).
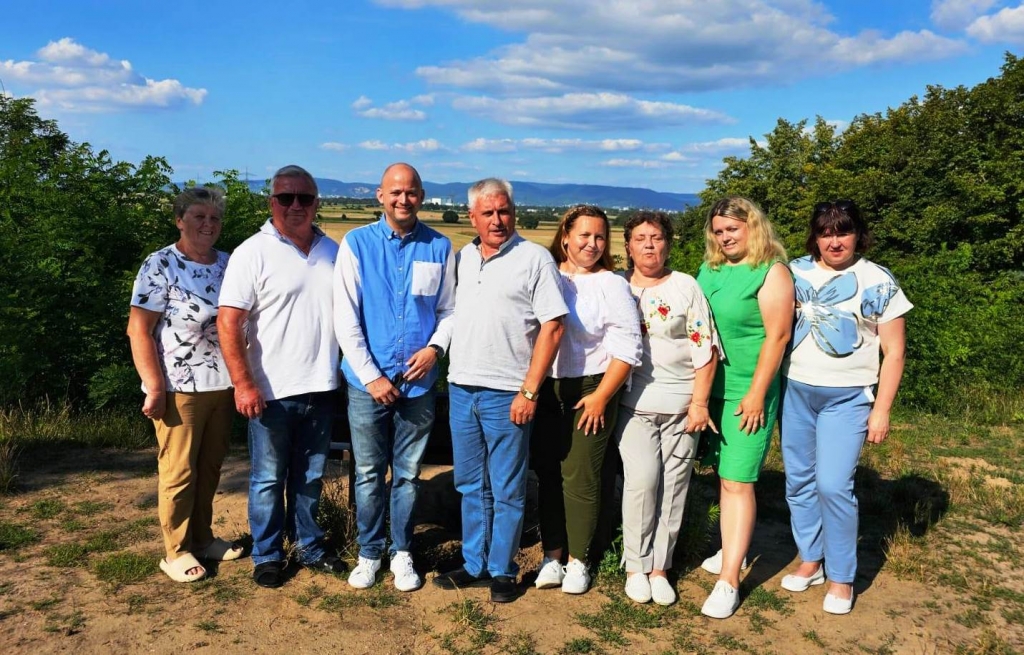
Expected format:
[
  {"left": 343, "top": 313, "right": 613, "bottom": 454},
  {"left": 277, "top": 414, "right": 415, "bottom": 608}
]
[{"left": 240, "top": 177, "right": 698, "bottom": 210}]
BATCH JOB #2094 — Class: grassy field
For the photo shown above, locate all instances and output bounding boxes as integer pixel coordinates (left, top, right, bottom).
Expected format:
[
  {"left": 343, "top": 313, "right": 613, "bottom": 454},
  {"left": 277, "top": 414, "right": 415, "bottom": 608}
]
[
  {"left": 1, "top": 401, "right": 1022, "bottom": 653},
  {"left": 316, "top": 207, "right": 629, "bottom": 262}
]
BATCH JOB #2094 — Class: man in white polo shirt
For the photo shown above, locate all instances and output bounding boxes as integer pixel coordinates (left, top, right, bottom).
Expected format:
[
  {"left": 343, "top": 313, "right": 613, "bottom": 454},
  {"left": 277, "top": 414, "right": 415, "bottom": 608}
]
[
  {"left": 217, "top": 165, "right": 346, "bottom": 589},
  {"left": 432, "top": 178, "right": 567, "bottom": 603}
]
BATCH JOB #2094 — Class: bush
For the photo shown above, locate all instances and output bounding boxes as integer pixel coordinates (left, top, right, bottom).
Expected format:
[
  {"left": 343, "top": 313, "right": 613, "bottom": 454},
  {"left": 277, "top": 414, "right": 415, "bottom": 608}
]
[
  {"left": 441, "top": 209, "right": 459, "bottom": 224},
  {"left": 519, "top": 213, "right": 540, "bottom": 229}
]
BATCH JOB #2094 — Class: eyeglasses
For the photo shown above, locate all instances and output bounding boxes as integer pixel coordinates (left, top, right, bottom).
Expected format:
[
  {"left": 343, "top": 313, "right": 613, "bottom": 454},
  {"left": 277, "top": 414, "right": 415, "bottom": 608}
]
[
  {"left": 272, "top": 193, "right": 317, "bottom": 208},
  {"left": 813, "top": 200, "right": 855, "bottom": 217}
]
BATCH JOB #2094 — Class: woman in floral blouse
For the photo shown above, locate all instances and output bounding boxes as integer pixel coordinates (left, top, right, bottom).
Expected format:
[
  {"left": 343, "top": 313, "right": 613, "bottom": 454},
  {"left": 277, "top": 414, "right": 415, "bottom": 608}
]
[
  {"left": 614, "top": 211, "right": 720, "bottom": 606},
  {"left": 127, "top": 186, "right": 242, "bottom": 583}
]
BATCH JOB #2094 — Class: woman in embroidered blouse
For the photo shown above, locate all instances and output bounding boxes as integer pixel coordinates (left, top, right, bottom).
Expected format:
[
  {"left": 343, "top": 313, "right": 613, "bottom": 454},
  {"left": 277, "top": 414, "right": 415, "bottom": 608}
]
[
  {"left": 127, "top": 187, "right": 243, "bottom": 583},
  {"left": 531, "top": 205, "right": 642, "bottom": 595},
  {"left": 779, "top": 200, "right": 910, "bottom": 615},
  {"left": 615, "top": 211, "right": 720, "bottom": 606},
  {"left": 696, "top": 197, "right": 794, "bottom": 619}
]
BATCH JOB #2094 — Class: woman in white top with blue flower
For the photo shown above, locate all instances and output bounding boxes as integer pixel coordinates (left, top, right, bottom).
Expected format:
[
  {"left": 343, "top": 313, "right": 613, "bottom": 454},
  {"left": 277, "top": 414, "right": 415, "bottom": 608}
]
[
  {"left": 531, "top": 205, "right": 642, "bottom": 596},
  {"left": 779, "top": 200, "right": 911, "bottom": 615}
]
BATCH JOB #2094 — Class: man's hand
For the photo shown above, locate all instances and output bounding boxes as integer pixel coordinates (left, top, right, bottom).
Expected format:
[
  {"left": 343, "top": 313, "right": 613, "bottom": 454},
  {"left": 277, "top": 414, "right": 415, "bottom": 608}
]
[
  {"left": 510, "top": 393, "right": 537, "bottom": 425},
  {"left": 404, "top": 347, "right": 438, "bottom": 382},
  {"left": 366, "top": 376, "right": 400, "bottom": 405},
  {"left": 235, "top": 382, "right": 266, "bottom": 418}
]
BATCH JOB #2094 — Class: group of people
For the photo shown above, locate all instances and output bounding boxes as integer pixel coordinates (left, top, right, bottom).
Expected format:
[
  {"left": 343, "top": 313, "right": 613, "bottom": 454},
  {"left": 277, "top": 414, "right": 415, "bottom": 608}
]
[{"left": 127, "top": 162, "right": 910, "bottom": 619}]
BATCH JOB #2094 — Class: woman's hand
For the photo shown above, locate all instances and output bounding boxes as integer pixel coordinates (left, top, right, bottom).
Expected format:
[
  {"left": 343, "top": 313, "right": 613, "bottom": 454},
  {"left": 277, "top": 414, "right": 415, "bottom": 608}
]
[
  {"left": 734, "top": 392, "right": 766, "bottom": 435},
  {"left": 575, "top": 393, "right": 609, "bottom": 436},
  {"left": 686, "top": 403, "right": 717, "bottom": 435},
  {"left": 867, "top": 407, "right": 890, "bottom": 444},
  {"left": 142, "top": 391, "right": 166, "bottom": 421}
]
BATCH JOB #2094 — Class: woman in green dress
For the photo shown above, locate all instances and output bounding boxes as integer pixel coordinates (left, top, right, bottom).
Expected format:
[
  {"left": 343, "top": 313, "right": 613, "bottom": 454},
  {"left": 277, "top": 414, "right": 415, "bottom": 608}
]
[{"left": 696, "top": 197, "right": 794, "bottom": 619}]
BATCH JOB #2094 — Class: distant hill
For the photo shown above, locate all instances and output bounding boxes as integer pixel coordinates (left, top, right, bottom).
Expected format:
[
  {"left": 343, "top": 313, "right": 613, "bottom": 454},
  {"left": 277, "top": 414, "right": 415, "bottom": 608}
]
[{"left": 239, "top": 177, "right": 698, "bottom": 210}]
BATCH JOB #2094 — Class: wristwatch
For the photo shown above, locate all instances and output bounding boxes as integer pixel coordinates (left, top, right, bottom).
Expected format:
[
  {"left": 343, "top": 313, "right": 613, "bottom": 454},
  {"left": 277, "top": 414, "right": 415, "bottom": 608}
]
[
  {"left": 428, "top": 344, "right": 444, "bottom": 358},
  {"left": 520, "top": 386, "right": 538, "bottom": 401}
]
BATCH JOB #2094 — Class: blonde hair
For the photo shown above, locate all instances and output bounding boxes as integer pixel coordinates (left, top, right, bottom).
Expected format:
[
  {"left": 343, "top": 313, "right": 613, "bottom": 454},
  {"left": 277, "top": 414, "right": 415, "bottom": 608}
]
[{"left": 703, "top": 196, "right": 787, "bottom": 268}]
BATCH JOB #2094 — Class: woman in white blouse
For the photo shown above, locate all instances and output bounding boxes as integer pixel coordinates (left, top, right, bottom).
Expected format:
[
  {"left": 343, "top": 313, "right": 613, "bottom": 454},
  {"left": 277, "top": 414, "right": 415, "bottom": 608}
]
[
  {"left": 531, "top": 205, "right": 643, "bottom": 595},
  {"left": 127, "top": 187, "right": 243, "bottom": 583},
  {"left": 615, "top": 211, "right": 719, "bottom": 606}
]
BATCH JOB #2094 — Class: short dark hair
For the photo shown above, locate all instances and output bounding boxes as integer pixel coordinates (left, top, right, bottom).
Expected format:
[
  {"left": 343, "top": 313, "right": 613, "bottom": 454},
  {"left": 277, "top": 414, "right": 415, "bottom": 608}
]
[
  {"left": 623, "top": 211, "right": 674, "bottom": 268},
  {"left": 807, "top": 200, "right": 874, "bottom": 259}
]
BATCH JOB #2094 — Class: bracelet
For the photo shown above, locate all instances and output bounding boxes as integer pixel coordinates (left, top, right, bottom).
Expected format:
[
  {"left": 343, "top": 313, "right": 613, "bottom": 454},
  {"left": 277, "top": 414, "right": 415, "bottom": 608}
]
[{"left": 691, "top": 401, "right": 708, "bottom": 408}]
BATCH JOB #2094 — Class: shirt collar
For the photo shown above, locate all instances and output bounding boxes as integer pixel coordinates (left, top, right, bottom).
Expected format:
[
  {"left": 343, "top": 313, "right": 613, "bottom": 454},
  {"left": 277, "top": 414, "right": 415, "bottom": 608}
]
[{"left": 377, "top": 214, "right": 422, "bottom": 242}]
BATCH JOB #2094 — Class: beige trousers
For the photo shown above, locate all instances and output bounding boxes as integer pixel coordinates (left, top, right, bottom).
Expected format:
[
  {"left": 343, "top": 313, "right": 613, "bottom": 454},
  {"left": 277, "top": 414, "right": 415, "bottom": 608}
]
[
  {"left": 153, "top": 389, "right": 234, "bottom": 560},
  {"left": 616, "top": 406, "right": 698, "bottom": 573}
]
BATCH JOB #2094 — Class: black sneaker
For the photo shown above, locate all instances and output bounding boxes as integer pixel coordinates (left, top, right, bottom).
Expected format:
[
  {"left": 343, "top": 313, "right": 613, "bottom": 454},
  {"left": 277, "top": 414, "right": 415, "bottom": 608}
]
[
  {"left": 305, "top": 554, "right": 348, "bottom": 574},
  {"left": 433, "top": 567, "right": 492, "bottom": 590},
  {"left": 490, "top": 576, "right": 519, "bottom": 603}
]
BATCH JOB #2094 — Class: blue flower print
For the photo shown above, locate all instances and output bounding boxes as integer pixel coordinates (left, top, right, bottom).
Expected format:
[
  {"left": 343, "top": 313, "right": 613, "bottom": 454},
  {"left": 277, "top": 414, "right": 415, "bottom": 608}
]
[
  {"left": 861, "top": 266, "right": 900, "bottom": 320},
  {"left": 793, "top": 273, "right": 861, "bottom": 357},
  {"left": 790, "top": 255, "right": 816, "bottom": 271}
]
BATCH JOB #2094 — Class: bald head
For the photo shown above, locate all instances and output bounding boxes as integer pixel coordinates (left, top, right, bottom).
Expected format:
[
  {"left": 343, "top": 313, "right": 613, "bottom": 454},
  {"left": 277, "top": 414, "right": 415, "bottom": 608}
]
[
  {"left": 381, "top": 162, "right": 422, "bottom": 188},
  {"left": 377, "top": 162, "right": 425, "bottom": 236}
]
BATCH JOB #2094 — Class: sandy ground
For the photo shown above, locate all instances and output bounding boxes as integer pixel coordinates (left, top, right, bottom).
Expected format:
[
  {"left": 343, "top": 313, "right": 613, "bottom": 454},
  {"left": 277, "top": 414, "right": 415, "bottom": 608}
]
[{"left": 0, "top": 447, "right": 1018, "bottom": 654}]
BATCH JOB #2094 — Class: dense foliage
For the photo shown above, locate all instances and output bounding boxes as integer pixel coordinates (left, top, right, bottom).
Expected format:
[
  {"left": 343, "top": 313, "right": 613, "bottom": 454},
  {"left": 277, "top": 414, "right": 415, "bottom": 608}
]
[
  {"left": 3, "top": 55, "right": 1024, "bottom": 417},
  {"left": 669, "top": 54, "right": 1024, "bottom": 413},
  {"left": 0, "top": 96, "right": 267, "bottom": 407}
]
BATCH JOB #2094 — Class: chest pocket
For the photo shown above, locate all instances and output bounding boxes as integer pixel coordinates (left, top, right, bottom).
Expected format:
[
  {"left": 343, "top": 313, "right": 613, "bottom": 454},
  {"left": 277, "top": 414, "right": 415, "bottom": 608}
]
[{"left": 411, "top": 261, "right": 442, "bottom": 296}]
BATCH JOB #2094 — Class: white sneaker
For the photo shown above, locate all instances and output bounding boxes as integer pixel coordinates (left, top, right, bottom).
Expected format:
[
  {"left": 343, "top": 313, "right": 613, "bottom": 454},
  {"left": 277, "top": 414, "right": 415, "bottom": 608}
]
[
  {"left": 700, "top": 549, "right": 749, "bottom": 575},
  {"left": 561, "top": 559, "right": 591, "bottom": 594},
  {"left": 624, "top": 573, "right": 652, "bottom": 604},
  {"left": 701, "top": 580, "right": 740, "bottom": 619},
  {"left": 389, "top": 551, "right": 422, "bottom": 592},
  {"left": 650, "top": 575, "right": 677, "bottom": 606},
  {"left": 534, "top": 557, "right": 564, "bottom": 589},
  {"left": 347, "top": 556, "right": 381, "bottom": 589}
]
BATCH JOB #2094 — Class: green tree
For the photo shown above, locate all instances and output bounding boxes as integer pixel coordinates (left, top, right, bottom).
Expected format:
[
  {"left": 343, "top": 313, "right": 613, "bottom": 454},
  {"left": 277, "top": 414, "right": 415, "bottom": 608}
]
[
  {"left": 442, "top": 209, "right": 459, "bottom": 223},
  {"left": 519, "top": 213, "right": 540, "bottom": 229},
  {"left": 0, "top": 96, "right": 172, "bottom": 405}
]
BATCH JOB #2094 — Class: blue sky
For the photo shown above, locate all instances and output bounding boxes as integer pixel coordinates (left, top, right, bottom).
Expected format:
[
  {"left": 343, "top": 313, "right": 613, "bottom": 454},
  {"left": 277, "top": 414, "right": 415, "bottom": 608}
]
[{"left": 2, "top": 0, "right": 1022, "bottom": 193}]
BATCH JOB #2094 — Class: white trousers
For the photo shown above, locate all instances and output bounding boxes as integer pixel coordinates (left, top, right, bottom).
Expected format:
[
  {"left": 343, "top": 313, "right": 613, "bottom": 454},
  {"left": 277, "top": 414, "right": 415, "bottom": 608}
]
[{"left": 616, "top": 406, "right": 698, "bottom": 573}]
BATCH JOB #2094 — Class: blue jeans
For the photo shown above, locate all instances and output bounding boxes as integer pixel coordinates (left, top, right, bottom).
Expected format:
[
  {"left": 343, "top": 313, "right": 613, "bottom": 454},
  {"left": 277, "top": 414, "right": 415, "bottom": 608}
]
[
  {"left": 248, "top": 390, "right": 335, "bottom": 566},
  {"left": 448, "top": 384, "right": 531, "bottom": 578},
  {"left": 780, "top": 379, "right": 872, "bottom": 583},
  {"left": 347, "top": 385, "right": 435, "bottom": 559}
]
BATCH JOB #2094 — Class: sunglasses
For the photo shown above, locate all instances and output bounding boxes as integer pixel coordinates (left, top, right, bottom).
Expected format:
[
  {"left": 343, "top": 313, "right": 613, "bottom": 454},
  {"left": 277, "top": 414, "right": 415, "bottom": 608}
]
[
  {"left": 272, "top": 193, "right": 317, "bottom": 208},
  {"left": 813, "top": 199, "right": 855, "bottom": 216}
]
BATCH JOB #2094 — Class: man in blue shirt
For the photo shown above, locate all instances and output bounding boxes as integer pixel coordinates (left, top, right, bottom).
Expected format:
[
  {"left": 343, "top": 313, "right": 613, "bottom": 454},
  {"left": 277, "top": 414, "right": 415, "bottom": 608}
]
[{"left": 334, "top": 163, "right": 455, "bottom": 592}]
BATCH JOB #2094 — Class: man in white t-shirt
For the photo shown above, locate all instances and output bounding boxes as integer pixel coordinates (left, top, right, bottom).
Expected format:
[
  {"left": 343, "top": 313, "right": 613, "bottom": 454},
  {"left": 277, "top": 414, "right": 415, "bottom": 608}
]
[
  {"left": 217, "top": 165, "right": 345, "bottom": 589},
  {"left": 432, "top": 178, "right": 567, "bottom": 603}
]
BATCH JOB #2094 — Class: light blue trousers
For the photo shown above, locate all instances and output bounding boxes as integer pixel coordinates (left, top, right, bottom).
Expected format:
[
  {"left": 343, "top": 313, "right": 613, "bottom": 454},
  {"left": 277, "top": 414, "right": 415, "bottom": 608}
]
[{"left": 780, "top": 379, "right": 873, "bottom": 583}]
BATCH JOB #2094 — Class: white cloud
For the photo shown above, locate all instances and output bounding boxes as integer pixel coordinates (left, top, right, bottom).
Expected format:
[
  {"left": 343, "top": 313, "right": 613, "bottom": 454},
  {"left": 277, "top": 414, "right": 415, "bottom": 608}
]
[
  {"left": 461, "top": 137, "right": 663, "bottom": 153},
  {"left": 379, "top": 1, "right": 968, "bottom": 96},
  {"left": 351, "top": 94, "right": 435, "bottom": 121},
  {"left": 601, "top": 158, "right": 670, "bottom": 169},
  {"left": 451, "top": 93, "right": 731, "bottom": 130},
  {"left": 320, "top": 142, "right": 349, "bottom": 152},
  {"left": 357, "top": 139, "right": 446, "bottom": 153},
  {"left": 0, "top": 38, "right": 205, "bottom": 112},
  {"left": 966, "top": 4, "right": 1024, "bottom": 43},
  {"left": 931, "top": 0, "right": 998, "bottom": 31},
  {"left": 679, "top": 137, "right": 757, "bottom": 155}
]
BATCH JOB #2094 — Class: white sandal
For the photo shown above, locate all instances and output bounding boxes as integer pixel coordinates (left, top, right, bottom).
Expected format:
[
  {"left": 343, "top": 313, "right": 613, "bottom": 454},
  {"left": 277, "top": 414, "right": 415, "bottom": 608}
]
[
  {"left": 160, "top": 553, "right": 207, "bottom": 583},
  {"left": 195, "top": 538, "right": 244, "bottom": 562}
]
